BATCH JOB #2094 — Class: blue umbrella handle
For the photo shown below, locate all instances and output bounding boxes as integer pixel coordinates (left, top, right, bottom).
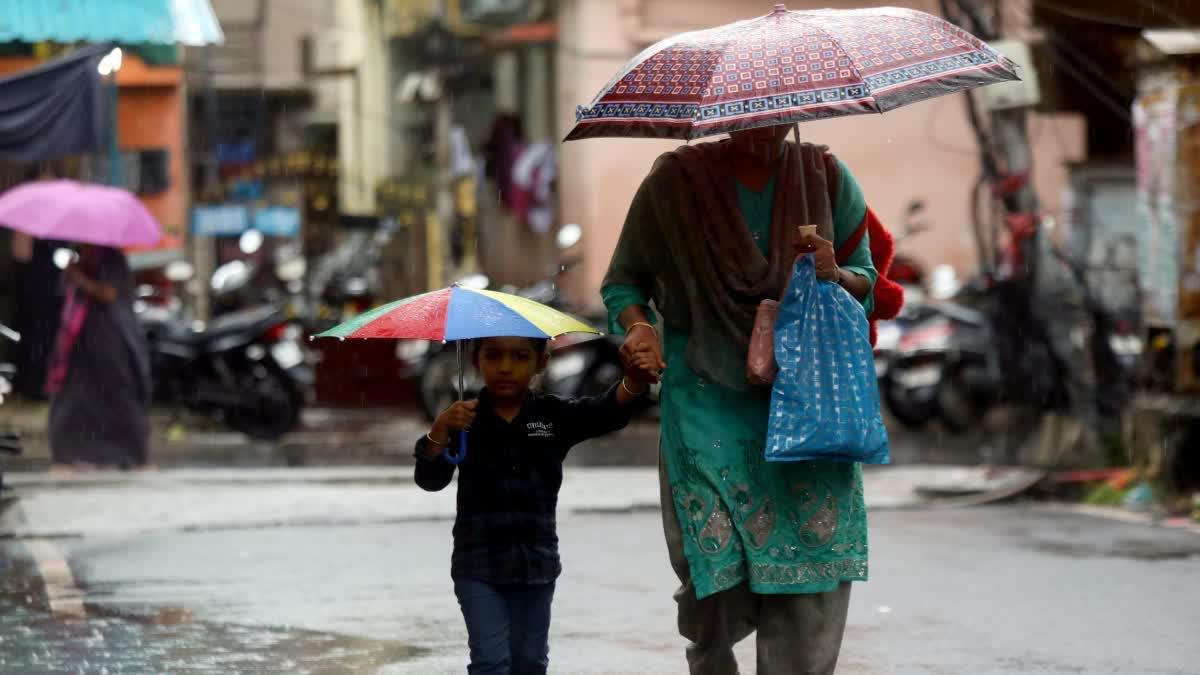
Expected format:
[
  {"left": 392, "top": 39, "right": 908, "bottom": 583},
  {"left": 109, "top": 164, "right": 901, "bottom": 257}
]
[{"left": 442, "top": 430, "right": 468, "bottom": 464}]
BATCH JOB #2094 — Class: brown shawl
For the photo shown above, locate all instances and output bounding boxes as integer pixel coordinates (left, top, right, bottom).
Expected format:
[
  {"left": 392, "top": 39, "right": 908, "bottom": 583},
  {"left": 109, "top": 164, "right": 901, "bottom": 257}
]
[{"left": 604, "top": 140, "right": 839, "bottom": 391}]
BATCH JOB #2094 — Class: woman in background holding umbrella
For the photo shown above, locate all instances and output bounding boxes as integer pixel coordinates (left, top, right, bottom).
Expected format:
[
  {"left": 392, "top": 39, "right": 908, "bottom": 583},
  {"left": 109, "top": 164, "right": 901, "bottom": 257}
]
[
  {"left": 46, "top": 244, "right": 151, "bottom": 472},
  {"left": 0, "top": 179, "right": 162, "bottom": 472}
]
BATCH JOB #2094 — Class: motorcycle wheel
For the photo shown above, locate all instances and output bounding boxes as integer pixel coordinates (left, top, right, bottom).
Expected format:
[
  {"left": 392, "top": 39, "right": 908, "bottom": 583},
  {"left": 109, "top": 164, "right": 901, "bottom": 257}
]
[
  {"left": 882, "top": 375, "right": 939, "bottom": 429},
  {"left": 936, "top": 363, "right": 981, "bottom": 435},
  {"left": 228, "top": 363, "right": 303, "bottom": 441},
  {"left": 419, "top": 350, "right": 480, "bottom": 422}
]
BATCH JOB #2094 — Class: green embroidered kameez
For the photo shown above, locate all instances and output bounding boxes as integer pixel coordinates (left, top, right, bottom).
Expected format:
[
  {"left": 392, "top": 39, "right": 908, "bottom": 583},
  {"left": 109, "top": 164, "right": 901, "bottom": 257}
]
[{"left": 602, "top": 160, "right": 877, "bottom": 600}]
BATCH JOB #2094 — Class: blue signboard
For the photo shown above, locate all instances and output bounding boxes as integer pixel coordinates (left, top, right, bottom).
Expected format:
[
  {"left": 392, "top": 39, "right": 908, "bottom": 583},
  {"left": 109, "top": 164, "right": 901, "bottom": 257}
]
[
  {"left": 253, "top": 206, "right": 301, "bottom": 237},
  {"left": 191, "top": 204, "right": 249, "bottom": 236},
  {"left": 191, "top": 204, "right": 301, "bottom": 237}
]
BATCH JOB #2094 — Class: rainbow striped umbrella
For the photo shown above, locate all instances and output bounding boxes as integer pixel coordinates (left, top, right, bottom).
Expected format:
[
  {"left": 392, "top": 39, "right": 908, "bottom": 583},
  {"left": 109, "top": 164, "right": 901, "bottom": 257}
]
[
  {"left": 315, "top": 286, "right": 597, "bottom": 342},
  {"left": 313, "top": 285, "right": 600, "bottom": 463}
]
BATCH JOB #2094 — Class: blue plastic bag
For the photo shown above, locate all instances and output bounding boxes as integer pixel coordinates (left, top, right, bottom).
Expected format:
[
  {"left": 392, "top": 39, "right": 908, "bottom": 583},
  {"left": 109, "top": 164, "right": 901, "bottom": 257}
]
[{"left": 766, "top": 255, "right": 891, "bottom": 464}]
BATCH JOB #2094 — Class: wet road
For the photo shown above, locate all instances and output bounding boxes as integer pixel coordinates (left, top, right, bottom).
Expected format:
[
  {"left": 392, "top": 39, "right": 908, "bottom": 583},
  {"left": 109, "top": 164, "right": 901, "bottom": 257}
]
[{"left": 2, "top": 504, "right": 1198, "bottom": 674}]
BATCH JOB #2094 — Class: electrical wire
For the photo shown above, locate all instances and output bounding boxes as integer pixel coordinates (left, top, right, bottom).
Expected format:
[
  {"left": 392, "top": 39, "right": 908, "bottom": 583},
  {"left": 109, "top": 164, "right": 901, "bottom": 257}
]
[
  {"left": 1036, "top": 0, "right": 1181, "bottom": 30},
  {"left": 1009, "top": 1, "right": 1136, "bottom": 103}
]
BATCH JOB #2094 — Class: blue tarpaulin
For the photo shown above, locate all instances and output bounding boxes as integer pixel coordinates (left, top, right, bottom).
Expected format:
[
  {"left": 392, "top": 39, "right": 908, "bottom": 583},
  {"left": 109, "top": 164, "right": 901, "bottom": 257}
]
[{"left": 0, "top": 44, "right": 113, "bottom": 163}]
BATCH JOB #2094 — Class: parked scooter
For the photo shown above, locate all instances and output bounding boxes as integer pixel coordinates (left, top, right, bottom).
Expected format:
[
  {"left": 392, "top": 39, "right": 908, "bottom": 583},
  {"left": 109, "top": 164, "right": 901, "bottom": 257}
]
[
  {"left": 934, "top": 250, "right": 1141, "bottom": 437},
  {"left": 885, "top": 286, "right": 991, "bottom": 431},
  {"left": 872, "top": 202, "right": 940, "bottom": 427},
  {"left": 1, "top": 323, "right": 22, "bottom": 516},
  {"left": 139, "top": 262, "right": 309, "bottom": 440}
]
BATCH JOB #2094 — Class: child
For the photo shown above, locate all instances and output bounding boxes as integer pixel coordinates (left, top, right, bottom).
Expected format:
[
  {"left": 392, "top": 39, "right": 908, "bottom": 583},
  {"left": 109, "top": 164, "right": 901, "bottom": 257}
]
[{"left": 414, "top": 336, "right": 659, "bottom": 674}]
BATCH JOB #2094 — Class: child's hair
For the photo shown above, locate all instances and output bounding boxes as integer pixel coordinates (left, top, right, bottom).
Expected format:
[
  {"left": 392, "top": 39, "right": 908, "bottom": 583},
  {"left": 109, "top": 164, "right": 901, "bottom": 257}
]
[{"left": 471, "top": 337, "right": 550, "bottom": 356}]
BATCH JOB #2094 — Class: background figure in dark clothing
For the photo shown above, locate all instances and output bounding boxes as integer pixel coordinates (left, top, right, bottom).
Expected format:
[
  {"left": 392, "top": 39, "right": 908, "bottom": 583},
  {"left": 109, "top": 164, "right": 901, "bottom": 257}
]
[
  {"left": 47, "top": 245, "right": 151, "bottom": 471},
  {"left": 11, "top": 235, "right": 64, "bottom": 400}
]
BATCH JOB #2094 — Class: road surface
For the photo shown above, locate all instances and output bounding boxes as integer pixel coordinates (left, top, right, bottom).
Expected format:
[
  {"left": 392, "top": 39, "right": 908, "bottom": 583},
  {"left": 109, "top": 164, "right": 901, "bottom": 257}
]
[{"left": 2, "top": 495, "right": 1197, "bottom": 674}]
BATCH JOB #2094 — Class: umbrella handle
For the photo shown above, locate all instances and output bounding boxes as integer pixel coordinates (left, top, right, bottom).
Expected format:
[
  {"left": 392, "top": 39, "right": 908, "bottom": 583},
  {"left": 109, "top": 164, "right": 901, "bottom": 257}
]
[{"left": 442, "top": 430, "right": 468, "bottom": 464}]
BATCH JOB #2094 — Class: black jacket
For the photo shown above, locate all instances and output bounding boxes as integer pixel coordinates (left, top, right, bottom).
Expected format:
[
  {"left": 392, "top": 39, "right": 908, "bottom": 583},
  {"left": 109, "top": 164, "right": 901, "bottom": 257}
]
[{"left": 414, "top": 386, "right": 633, "bottom": 585}]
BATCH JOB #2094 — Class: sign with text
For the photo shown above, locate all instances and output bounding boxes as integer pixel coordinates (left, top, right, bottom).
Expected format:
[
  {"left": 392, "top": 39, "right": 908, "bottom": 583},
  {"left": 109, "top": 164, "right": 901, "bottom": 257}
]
[
  {"left": 192, "top": 204, "right": 301, "bottom": 237},
  {"left": 191, "top": 204, "right": 249, "bottom": 237},
  {"left": 253, "top": 206, "right": 301, "bottom": 237}
]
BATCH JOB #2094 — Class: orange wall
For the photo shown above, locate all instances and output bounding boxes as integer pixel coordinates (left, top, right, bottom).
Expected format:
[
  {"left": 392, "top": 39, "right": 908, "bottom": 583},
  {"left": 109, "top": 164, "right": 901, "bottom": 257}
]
[
  {"left": 0, "top": 54, "right": 186, "bottom": 239},
  {"left": 116, "top": 84, "right": 186, "bottom": 236}
]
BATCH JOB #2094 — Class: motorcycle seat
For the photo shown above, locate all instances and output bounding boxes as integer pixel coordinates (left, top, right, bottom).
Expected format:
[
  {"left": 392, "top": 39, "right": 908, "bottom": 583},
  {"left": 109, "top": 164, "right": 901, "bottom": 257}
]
[{"left": 161, "top": 306, "right": 281, "bottom": 346}]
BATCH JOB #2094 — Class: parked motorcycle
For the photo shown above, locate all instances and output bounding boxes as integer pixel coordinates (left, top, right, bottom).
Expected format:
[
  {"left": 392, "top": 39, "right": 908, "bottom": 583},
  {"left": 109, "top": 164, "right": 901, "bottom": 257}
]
[
  {"left": 934, "top": 250, "right": 1141, "bottom": 438},
  {"left": 1, "top": 323, "right": 22, "bottom": 516},
  {"left": 872, "top": 204, "right": 940, "bottom": 427},
  {"left": 140, "top": 288, "right": 309, "bottom": 441}
]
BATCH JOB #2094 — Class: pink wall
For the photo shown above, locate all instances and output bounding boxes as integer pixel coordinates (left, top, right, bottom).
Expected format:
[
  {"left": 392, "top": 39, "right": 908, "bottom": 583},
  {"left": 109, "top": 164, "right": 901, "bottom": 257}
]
[{"left": 556, "top": 0, "right": 1086, "bottom": 309}]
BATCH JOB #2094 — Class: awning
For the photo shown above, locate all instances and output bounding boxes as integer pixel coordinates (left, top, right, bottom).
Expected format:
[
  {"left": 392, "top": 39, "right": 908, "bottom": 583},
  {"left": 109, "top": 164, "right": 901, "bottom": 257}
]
[{"left": 0, "top": 0, "right": 223, "bottom": 46}]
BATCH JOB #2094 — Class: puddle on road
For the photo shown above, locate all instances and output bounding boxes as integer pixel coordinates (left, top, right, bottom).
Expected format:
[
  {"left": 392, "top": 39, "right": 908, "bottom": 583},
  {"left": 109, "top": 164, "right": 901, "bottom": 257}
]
[{"left": 0, "top": 557, "right": 426, "bottom": 673}]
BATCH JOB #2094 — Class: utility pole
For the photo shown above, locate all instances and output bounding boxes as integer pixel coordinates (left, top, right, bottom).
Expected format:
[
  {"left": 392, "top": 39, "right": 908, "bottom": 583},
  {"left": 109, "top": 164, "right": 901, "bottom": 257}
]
[
  {"left": 192, "top": 44, "right": 221, "bottom": 320},
  {"left": 943, "top": 0, "right": 1094, "bottom": 466},
  {"left": 943, "top": 0, "right": 1040, "bottom": 277}
]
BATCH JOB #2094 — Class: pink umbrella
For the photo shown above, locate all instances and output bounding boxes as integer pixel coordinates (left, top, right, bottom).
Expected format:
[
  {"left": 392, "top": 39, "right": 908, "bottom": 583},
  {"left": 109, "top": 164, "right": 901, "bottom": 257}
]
[
  {"left": 0, "top": 179, "right": 162, "bottom": 247},
  {"left": 565, "top": 4, "right": 1019, "bottom": 141}
]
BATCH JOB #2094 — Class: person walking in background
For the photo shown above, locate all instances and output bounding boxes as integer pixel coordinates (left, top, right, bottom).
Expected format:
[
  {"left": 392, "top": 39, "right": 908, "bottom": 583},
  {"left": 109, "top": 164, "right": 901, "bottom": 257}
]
[{"left": 46, "top": 244, "right": 151, "bottom": 472}]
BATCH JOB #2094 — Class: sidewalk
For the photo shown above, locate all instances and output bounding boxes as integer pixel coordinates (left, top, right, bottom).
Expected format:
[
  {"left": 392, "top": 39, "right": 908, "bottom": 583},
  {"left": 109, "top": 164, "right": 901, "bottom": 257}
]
[
  {"left": 2, "top": 402, "right": 457, "bottom": 469},
  {"left": 2, "top": 398, "right": 993, "bottom": 469},
  {"left": 0, "top": 464, "right": 1044, "bottom": 539}
]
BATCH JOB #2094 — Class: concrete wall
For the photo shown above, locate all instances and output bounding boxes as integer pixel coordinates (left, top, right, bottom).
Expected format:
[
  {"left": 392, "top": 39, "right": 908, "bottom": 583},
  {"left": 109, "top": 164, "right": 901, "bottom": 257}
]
[
  {"left": 336, "top": 0, "right": 394, "bottom": 216},
  {"left": 207, "top": 0, "right": 337, "bottom": 91},
  {"left": 556, "top": 0, "right": 1086, "bottom": 309}
]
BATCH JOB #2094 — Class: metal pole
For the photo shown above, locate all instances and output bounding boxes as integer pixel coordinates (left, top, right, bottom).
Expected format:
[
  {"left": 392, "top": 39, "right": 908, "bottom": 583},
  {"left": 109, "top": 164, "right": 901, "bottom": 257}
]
[
  {"left": 108, "top": 77, "right": 122, "bottom": 186},
  {"left": 443, "top": 338, "right": 468, "bottom": 464},
  {"left": 457, "top": 339, "right": 464, "bottom": 402}
]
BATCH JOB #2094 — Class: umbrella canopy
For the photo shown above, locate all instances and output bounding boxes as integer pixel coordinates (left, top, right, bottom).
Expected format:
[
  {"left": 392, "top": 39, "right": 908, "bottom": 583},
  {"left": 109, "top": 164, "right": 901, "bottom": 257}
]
[
  {"left": 314, "top": 286, "right": 599, "bottom": 342},
  {"left": 315, "top": 286, "right": 599, "bottom": 465},
  {"left": 0, "top": 180, "right": 162, "bottom": 247},
  {"left": 565, "top": 4, "right": 1019, "bottom": 141}
]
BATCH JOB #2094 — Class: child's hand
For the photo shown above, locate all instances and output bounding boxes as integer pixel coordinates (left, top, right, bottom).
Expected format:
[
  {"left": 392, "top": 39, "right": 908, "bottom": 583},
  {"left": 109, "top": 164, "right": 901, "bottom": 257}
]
[
  {"left": 434, "top": 400, "right": 478, "bottom": 436},
  {"left": 624, "top": 344, "right": 663, "bottom": 384}
]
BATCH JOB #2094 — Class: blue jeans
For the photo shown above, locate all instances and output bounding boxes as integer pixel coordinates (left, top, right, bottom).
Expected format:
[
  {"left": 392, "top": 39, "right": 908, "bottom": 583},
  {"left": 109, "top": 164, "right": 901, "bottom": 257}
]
[{"left": 454, "top": 577, "right": 556, "bottom": 675}]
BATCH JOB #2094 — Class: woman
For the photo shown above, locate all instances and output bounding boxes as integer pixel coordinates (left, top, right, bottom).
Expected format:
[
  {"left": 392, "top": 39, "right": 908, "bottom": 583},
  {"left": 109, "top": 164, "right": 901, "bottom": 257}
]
[
  {"left": 46, "top": 245, "right": 151, "bottom": 471},
  {"left": 603, "top": 124, "right": 877, "bottom": 674}
]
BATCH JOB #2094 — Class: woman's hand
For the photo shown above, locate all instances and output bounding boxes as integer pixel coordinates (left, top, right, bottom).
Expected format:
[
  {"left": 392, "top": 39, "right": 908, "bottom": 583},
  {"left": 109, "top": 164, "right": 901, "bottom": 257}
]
[
  {"left": 621, "top": 323, "right": 666, "bottom": 383},
  {"left": 64, "top": 262, "right": 119, "bottom": 303},
  {"left": 796, "top": 230, "right": 839, "bottom": 281}
]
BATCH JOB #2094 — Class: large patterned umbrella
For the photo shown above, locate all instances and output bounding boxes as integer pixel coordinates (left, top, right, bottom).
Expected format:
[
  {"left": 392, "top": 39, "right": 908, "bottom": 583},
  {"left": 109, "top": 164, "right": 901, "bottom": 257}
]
[{"left": 565, "top": 4, "right": 1018, "bottom": 141}]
